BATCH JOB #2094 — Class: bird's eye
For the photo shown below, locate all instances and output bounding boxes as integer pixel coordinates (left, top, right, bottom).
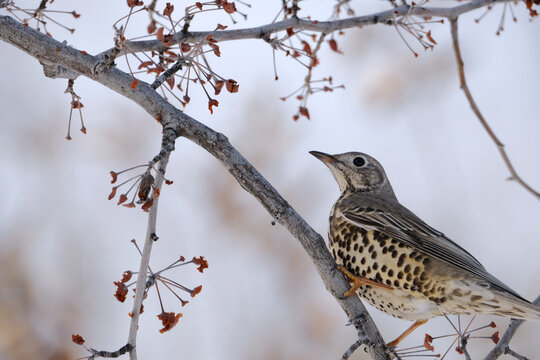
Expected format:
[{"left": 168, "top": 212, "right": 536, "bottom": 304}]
[{"left": 353, "top": 157, "right": 366, "bottom": 167}]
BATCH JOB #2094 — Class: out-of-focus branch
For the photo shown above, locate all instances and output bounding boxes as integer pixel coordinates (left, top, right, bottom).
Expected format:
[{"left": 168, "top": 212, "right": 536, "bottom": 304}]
[
  {"left": 449, "top": 17, "right": 540, "bottom": 201},
  {"left": 0, "top": 15, "right": 390, "bottom": 360},
  {"left": 484, "top": 295, "right": 540, "bottom": 360},
  {"left": 127, "top": 152, "right": 170, "bottom": 360},
  {"left": 107, "top": 0, "right": 517, "bottom": 56}
]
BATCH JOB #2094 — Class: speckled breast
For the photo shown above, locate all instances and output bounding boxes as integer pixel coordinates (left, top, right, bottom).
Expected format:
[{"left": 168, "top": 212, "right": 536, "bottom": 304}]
[{"left": 328, "top": 208, "right": 446, "bottom": 320}]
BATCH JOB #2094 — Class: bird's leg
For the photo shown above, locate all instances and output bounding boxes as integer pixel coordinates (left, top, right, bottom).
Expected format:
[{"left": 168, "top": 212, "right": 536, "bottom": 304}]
[
  {"left": 386, "top": 319, "right": 428, "bottom": 348},
  {"left": 337, "top": 265, "right": 393, "bottom": 297}
]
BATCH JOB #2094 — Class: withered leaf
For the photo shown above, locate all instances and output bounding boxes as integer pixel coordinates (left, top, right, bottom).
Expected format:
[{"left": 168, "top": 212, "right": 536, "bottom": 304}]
[
  {"left": 142, "top": 199, "right": 154, "bottom": 212},
  {"left": 426, "top": 30, "right": 437, "bottom": 45},
  {"left": 117, "top": 194, "right": 128, "bottom": 205},
  {"left": 222, "top": 1, "right": 236, "bottom": 14},
  {"left": 123, "top": 202, "right": 136, "bottom": 208},
  {"left": 214, "top": 80, "right": 224, "bottom": 95},
  {"left": 127, "top": 0, "right": 143, "bottom": 7},
  {"left": 121, "top": 270, "right": 133, "bottom": 283},
  {"left": 156, "top": 27, "right": 164, "bottom": 41},
  {"left": 114, "top": 281, "right": 128, "bottom": 302},
  {"left": 192, "top": 256, "right": 209, "bottom": 273},
  {"left": 108, "top": 187, "right": 117, "bottom": 200},
  {"left": 158, "top": 312, "right": 182, "bottom": 333},
  {"left": 328, "top": 38, "right": 343, "bottom": 53},
  {"left": 210, "top": 43, "right": 221, "bottom": 57},
  {"left": 166, "top": 77, "right": 175, "bottom": 90},
  {"left": 299, "top": 106, "right": 310, "bottom": 120},
  {"left": 208, "top": 99, "right": 219, "bottom": 114},
  {"left": 147, "top": 66, "right": 165, "bottom": 75},
  {"left": 163, "top": 3, "right": 174, "bottom": 16},
  {"left": 226, "top": 79, "right": 239, "bottom": 93},
  {"left": 492, "top": 331, "right": 500, "bottom": 344},
  {"left": 302, "top": 41, "right": 312, "bottom": 56},
  {"left": 138, "top": 61, "right": 154, "bottom": 70},
  {"left": 191, "top": 285, "right": 202, "bottom": 297},
  {"left": 72, "top": 334, "right": 85, "bottom": 345}
]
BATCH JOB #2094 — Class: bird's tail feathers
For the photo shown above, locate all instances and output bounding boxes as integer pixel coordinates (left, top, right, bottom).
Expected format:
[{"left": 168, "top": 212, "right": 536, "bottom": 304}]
[{"left": 494, "top": 292, "right": 540, "bottom": 321}]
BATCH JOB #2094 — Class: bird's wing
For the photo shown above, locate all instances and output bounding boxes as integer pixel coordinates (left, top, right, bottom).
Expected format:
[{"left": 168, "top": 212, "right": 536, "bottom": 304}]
[{"left": 340, "top": 201, "right": 524, "bottom": 299}]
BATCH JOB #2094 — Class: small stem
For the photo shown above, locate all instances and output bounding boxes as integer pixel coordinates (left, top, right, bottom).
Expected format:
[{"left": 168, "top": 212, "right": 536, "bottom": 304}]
[{"left": 449, "top": 17, "right": 540, "bottom": 201}]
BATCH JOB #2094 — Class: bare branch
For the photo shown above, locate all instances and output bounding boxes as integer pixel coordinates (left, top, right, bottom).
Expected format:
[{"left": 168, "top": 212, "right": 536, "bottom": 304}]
[
  {"left": 341, "top": 337, "right": 373, "bottom": 360},
  {"left": 105, "top": 0, "right": 517, "bottom": 56},
  {"left": 449, "top": 17, "right": 540, "bottom": 201},
  {"left": 0, "top": 14, "right": 390, "bottom": 360},
  {"left": 127, "top": 152, "right": 170, "bottom": 360},
  {"left": 484, "top": 295, "right": 540, "bottom": 360},
  {"left": 150, "top": 58, "right": 187, "bottom": 90}
]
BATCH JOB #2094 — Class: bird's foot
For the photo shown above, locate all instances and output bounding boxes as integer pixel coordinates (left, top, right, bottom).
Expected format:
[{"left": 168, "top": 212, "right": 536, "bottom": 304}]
[{"left": 337, "top": 265, "right": 393, "bottom": 297}]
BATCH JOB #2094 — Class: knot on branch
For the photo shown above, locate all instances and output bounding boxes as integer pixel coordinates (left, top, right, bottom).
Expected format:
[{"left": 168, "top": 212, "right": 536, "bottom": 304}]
[
  {"left": 89, "top": 343, "right": 134, "bottom": 358},
  {"left": 215, "top": 132, "right": 229, "bottom": 144}
]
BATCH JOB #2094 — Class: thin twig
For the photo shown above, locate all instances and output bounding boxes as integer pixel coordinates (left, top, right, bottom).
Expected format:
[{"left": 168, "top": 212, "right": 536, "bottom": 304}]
[
  {"left": 127, "top": 152, "right": 171, "bottom": 360},
  {"left": 504, "top": 347, "right": 530, "bottom": 360},
  {"left": 449, "top": 17, "right": 540, "bottom": 201}
]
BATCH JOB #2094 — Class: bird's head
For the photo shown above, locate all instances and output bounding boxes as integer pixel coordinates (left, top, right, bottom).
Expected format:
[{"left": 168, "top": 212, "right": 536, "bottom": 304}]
[{"left": 310, "top": 151, "right": 395, "bottom": 196}]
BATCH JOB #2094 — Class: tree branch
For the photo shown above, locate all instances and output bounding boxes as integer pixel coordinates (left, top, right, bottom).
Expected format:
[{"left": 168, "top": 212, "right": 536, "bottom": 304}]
[
  {"left": 127, "top": 153, "right": 170, "bottom": 360},
  {"left": 484, "top": 295, "right": 540, "bottom": 360},
  {"left": 0, "top": 15, "right": 390, "bottom": 360},
  {"left": 449, "top": 17, "right": 540, "bottom": 201},
  {"left": 105, "top": 0, "right": 517, "bottom": 57}
]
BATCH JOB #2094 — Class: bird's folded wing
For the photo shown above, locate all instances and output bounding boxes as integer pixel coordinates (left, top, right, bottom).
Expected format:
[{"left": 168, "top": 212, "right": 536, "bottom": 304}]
[{"left": 341, "top": 205, "right": 524, "bottom": 299}]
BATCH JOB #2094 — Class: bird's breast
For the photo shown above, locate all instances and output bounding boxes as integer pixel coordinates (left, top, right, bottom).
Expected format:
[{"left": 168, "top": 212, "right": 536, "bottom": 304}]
[{"left": 328, "top": 211, "right": 447, "bottom": 319}]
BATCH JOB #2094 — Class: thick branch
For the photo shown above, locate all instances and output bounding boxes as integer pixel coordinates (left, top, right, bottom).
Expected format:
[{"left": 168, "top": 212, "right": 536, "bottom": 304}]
[
  {"left": 449, "top": 17, "right": 540, "bottom": 200},
  {"left": 111, "top": 0, "right": 516, "bottom": 56},
  {"left": 484, "top": 295, "right": 540, "bottom": 360},
  {"left": 0, "top": 15, "right": 389, "bottom": 360}
]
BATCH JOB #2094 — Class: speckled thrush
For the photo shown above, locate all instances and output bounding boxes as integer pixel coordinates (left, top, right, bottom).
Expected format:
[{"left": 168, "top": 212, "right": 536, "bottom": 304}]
[{"left": 310, "top": 150, "right": 540, "bottom": 347}]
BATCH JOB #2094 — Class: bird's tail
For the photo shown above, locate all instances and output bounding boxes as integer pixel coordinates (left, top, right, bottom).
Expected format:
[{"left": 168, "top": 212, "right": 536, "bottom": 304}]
[
  {"left": 443, "top": 279, "right": 540, "bottom": 321},
  {"left": 493, "top": 292, "right": 540, "bottom": 321}
]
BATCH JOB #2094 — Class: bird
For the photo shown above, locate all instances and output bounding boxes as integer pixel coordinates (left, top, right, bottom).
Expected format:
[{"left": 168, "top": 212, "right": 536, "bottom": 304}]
[{"left": 310, "top": 150, "right": 540, "bottom": 347}]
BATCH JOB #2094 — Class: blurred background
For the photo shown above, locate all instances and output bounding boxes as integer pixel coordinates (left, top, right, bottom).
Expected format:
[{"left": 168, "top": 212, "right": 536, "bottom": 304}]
[{"left": 0, "top": 1, "right": 539, "bottom": 359}]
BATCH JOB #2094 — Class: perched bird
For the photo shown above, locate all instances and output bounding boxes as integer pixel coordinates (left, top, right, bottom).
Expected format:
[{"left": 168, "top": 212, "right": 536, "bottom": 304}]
[{"left": 310, "top": 150, "right": 540, "bottom": 346}]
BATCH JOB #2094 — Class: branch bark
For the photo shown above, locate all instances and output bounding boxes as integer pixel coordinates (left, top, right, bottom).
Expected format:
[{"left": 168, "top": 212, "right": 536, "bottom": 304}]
[{"left": 0, "top": 14, "right": 390, "bottom": 360}]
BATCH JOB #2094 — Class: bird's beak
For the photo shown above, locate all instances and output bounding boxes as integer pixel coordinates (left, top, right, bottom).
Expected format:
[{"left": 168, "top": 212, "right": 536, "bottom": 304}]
[{"left": 309, "top": 151, "right": 337, "bottom": 166}]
